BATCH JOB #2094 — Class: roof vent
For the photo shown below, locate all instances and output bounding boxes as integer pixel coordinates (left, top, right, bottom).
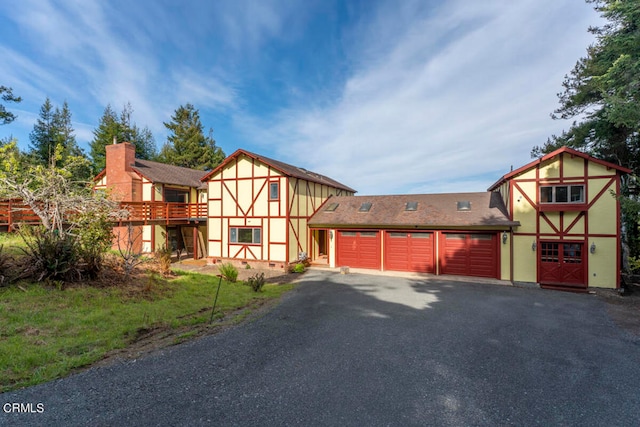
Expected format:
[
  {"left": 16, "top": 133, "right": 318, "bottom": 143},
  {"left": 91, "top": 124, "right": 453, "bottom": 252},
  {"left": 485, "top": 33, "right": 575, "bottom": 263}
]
[
  {"left": 457, "top": 201, "right": 471, "bottom": 211},
  {"left": 405, "top": 202, "right": 418, "bottom": 211},
  {"left": 358, "top": 202, "right": 372, "bottom": 212},
  {"left": 325, "top": 203, "right": 339, "bottom": 212}
]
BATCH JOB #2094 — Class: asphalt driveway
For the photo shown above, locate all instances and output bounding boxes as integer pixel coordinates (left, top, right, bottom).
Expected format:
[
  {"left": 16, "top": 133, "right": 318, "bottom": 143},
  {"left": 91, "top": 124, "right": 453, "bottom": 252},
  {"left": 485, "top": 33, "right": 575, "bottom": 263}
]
[{"left": 2, "top": 270, "right": 640, "bottom": 426}]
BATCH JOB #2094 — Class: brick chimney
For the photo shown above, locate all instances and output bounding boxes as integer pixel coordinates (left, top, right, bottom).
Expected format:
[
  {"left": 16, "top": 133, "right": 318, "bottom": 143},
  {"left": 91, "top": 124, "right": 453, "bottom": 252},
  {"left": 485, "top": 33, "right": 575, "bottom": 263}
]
[{"left": 105, "top": 142, "right": 137, "bottom": 201}]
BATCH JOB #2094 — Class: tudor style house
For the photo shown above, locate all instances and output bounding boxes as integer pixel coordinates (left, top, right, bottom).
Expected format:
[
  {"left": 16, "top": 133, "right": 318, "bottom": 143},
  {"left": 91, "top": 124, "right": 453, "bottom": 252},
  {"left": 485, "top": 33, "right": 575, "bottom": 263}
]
[
  {"left": 308, "top": 147, "right": 630, "bottom": 291},
  {"left": 5, "top": 141, "right": 626, "bottom": 291},
  {"left": 94, "top": 142, "right": 208, "bottom": 258},
  {"left": 488, "top": 146, "right": 630, "bottom": 291},
  {"left": 201, "top": 149, "right": 355, "bottom": 268}
]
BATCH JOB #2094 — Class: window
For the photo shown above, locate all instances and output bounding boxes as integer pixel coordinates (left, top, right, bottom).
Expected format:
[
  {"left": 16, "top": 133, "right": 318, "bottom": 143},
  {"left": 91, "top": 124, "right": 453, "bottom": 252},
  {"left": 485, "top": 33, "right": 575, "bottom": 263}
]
[
  {"left": 359, "top": 202, "right": 372, "bottom": 212},
  {"left": 539, "top": 185, "right": 584, "bottom": 204},
  {"left": 359, "top": 232, "right": 377, "bottom": 237},
  {"left": 164, "top": 188, "right": 189, "bottom": 203},
  {"left": 230, "top": 227, "right": 261, "bottom": 244},
  {"left": 389, "top": 232, "right": 408, "bottom": 238},
  {"left": 457, "top": 201, "right": 471, "bottom": 211},
  {"left": 269, "top": 182, "right": 279, "bottom": 200},
  {"left": 563, "top": 243, "right": 582, "bottom": 264},
  {"left": 325, "top": 203, "right": 339, "bottom": 212},
  {"left": 405, "top": 202, "right": 418, "bottom": 211}
]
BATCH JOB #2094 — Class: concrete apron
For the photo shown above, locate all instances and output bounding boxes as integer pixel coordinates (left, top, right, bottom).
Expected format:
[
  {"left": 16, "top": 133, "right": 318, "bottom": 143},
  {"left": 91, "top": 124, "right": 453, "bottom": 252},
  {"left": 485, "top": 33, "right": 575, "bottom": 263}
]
[{"left": 307, "top": 266, "right": 512, "bottom": 287}]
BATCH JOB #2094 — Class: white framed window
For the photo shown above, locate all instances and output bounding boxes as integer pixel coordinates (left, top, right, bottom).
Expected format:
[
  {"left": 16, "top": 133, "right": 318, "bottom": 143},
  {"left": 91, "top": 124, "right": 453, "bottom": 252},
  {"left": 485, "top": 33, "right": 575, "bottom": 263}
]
[
  {"left": 269, "top": 182, "right": 279, "bottom": 200},
  {"left": 230, "top": 227, "right": 261, "bottom": 244},
  {"left": 540, "top": 184, "right": 584, "bottom": 203}
]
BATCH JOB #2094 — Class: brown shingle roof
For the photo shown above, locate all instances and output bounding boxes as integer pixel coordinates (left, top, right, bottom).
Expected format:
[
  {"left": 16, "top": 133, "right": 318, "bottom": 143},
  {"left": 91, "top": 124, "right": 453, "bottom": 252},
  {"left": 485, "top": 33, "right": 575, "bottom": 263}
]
[
  {"left": 132, "top": 159, "right": 208, "bottom": 189},
  {"left": 201, "top": 149, "right": 356, "bottom": 193},
  {"left": 308, "top": 192, "right": 519, "bottom": 228}
]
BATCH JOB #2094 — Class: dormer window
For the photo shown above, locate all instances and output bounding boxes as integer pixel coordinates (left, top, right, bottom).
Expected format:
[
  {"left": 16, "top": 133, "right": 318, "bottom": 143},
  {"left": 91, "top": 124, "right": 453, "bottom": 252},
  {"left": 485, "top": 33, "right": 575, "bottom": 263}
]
[
  {"left": 457, "top": 201, "right": 471, "bottom": 211},
  {"left": 540, "top": 185, "right": 584, "bottom": 204},
  {"left": 359, "top": 202, "right": 372, "bottom": 212},
  {"left": 405, "top": 202, "right": 418, "bottom": 211}
]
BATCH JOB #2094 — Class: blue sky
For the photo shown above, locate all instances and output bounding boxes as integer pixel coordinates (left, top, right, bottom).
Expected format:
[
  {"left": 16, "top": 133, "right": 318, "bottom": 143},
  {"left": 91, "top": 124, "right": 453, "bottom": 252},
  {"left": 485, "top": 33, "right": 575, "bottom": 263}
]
[{"left": 0, "top": 0, "right": 599, "bottom": 195}]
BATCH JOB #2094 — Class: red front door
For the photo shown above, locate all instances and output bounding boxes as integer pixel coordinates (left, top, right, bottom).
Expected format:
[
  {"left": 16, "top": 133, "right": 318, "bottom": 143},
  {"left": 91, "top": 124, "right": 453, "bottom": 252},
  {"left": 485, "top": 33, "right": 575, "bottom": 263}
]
[{"left": 539, "top": 242, "right": 585, "bottom": 287}]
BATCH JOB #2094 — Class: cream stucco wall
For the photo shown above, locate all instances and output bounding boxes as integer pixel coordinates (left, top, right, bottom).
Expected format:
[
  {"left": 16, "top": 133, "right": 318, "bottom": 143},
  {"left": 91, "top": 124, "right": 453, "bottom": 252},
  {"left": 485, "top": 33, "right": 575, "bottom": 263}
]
[
  {"left": 506, "top": 152, "right": 621, "bottom": 288},
  {"left": 206, "top": 153, "right": 353, "bottom": 266}
]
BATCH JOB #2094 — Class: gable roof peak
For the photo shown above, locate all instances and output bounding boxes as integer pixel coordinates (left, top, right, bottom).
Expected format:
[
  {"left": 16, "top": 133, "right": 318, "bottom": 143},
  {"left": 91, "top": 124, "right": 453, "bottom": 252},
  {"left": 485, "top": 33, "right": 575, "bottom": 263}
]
[
  {"left": 201, "top": 148, "right": 356, "bottom": 193},
  {"left": 487, "top": 146, "right": 631, "bottom": 191}
]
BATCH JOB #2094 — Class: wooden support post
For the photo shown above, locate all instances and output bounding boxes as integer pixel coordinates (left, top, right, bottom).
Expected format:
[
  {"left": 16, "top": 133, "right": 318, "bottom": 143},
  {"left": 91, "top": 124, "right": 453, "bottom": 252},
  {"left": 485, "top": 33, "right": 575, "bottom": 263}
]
[{"left": 193, "top": 226, "right": 198, "bottom": 259}]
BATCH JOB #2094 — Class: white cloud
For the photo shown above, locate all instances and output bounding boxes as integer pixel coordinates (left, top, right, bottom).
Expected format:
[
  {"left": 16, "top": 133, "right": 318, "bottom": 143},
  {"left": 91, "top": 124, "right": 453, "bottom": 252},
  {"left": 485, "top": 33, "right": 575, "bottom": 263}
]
[
  {"left": 235, "top": 0, "right": 600, "bottom": 195},
  {"left": 0, "top": 0, "right": 241, "bottom": 148}
]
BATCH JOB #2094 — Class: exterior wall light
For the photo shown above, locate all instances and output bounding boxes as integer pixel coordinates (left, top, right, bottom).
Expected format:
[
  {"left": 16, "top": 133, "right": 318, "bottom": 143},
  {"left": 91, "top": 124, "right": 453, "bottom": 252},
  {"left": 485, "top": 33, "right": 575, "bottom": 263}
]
[
  {"left": 502, "top": 231, "right": 508, "bottom": 244},
  {"left": 532, "top": 241, "right": 537, "bottom": 251},
  {"left": 590, "top": 242, "right": 596, "bottom": 254}
]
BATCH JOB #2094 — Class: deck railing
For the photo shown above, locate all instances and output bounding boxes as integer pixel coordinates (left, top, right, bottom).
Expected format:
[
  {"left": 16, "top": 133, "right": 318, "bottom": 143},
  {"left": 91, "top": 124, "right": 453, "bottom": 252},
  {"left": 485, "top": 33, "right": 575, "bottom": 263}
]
[
  {"left": 119, "top": 202, "right": 207, "bottom": 223},
  {"left": 0, "top": 200, "right": 207, "bottom": 229},
  {"left": 0, "top": 200, "right": 41, "bottom": 229}
]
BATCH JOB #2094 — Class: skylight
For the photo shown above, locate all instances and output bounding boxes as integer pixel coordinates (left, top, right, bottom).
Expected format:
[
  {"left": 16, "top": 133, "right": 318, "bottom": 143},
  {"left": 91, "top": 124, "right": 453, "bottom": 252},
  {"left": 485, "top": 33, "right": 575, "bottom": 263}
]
[
  {"left": 457, "top": 201, "right": 471, "bottom": 211},
  {"left": 358, "top": 202, "right": 372, "bottom": 212},
  {"left": 405, "top": 202, "right": 418, "bottom": 211},
  {"left": 325, "top": 203, "right": 339, "bottom": 212}
]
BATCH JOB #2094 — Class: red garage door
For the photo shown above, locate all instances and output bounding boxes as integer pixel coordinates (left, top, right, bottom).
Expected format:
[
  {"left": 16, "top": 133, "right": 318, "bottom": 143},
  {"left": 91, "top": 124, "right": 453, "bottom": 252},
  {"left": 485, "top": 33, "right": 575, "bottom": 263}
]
[
  {"left": 384, "top": 232, "right": 434, "bottom": 273},
  {"left": 441, "top": 233, "right": 498, "bottom": 278},
  {"left": 337, "top": 231, "right": 381, "bottom": 269}
]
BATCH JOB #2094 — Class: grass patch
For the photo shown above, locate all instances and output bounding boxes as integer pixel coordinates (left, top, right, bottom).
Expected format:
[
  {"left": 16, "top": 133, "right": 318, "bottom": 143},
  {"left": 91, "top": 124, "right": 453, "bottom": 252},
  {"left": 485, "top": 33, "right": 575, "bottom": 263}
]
[
  {"left": 0, "top": 232, "right": 26, "bottom": 256},
  {"left": 0, "top": 271, "right": 295, "bottom": 392}
]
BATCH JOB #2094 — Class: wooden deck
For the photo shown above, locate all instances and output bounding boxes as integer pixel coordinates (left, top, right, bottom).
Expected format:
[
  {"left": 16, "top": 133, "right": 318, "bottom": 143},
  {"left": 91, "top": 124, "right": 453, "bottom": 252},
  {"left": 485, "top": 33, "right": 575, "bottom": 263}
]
[{"left": 0, "top": 200, "right": 207, "bottom": 230}]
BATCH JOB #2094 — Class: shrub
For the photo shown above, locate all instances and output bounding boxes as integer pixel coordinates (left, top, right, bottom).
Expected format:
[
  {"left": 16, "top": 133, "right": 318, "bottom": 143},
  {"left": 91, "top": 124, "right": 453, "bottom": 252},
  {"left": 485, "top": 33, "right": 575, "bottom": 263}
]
[
  {"left": 218, "top": 262, "right": 238, "bottom": 283},
  {"left": 154, "top": 245, "right": 173, "bottom": 276},
  {"left": 19, "top": 226, "right": 79, "bottom": 282},
  {"left": 292, "top": 262, "right": 305, "bottom": 274},
  {"left": 246, "top": 272, "right": 265, "bottom": 292},
  {"left": 74, "top": 212, "right": 114, "bottom": 279}
]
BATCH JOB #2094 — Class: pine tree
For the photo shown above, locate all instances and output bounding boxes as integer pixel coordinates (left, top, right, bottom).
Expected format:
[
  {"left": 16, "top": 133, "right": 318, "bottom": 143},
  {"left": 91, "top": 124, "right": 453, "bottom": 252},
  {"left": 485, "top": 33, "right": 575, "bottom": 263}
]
[
  {"left": 90, "top": 103, "right": 156, "bottom": 172},
  {"left": 157, "top": 103, "right": 225, "bottom": 170},
  {"left": 29, "top": 99, "right": 82, "bottom": 167},
  {"left": 532, "top": 0, "right": 640, "bottom": 260},
  {"left": 532, "top": 0, "right": 640, "bottom": 174},
  {"left": 28, "top": 98, "right": 90, "bottom": 180},
  {"left": 0, "top": 86, "right": 21, "bottom": 125},
  {"left": 29, "top": 98, "right": 57, "bottom": 165}
]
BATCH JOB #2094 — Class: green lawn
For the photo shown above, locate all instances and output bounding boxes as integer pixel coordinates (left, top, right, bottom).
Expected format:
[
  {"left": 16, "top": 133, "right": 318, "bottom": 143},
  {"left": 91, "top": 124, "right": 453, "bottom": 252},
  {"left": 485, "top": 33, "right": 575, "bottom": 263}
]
[
  {"left": 0, "top": 271, "right": 295, "bottom": 392},
  {"left": 0, "top": 232, "right": 26, "bottom": 256}
]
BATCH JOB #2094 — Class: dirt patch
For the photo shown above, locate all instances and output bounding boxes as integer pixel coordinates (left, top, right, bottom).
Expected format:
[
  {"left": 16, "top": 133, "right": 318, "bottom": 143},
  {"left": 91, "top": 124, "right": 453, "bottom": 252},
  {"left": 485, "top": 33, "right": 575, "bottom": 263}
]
[
  {"left": 90, "top": 295, "right": 284, "bottom": 369},
  {"left": 170, "top": 261, "right": 306, "bottom": 285},
  {"left": 85, "top": 264, "right": 305, "bottom": 370},
  {"left": 595, "top": 285, "right": 640, "bottom": 337}
]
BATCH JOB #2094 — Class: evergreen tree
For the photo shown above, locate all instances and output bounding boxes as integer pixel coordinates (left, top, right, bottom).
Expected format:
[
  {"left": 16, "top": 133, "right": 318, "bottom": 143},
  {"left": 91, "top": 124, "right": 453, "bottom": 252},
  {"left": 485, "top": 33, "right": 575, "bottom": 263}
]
[
  {"left": 0, "top": 86, "right": 21, "bottom": 125},
  {"left": 29, "top": 97, "right": 57, "bottom": 165},
  {"left": 90, "top": 103, "right": 156, "bottom": 171},
  {"left": 28, "top": 98, "right": 88, "bottom": 178},
  {"left": 157, "top": 103, "right": 225, "bottom": 170},
  {"left": 532, "top": 0, "right": 640, "bottom": 173},
  {"left": 532, "top": 0, "right": 640, "bottom": 261}
]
